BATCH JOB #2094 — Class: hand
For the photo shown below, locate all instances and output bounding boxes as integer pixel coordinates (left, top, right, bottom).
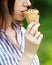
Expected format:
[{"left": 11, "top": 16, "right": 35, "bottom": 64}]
[{"left": 24, "top": 22, "right": 43, "bottom": 54}]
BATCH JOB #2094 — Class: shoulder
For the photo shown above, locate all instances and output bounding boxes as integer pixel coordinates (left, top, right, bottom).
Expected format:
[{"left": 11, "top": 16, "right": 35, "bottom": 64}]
[
  {"left": 0, "top": 48, "right": 7, "bottom": 65},
  {"left": 0, "top": 30, "right": 6, "bottom": 51}
]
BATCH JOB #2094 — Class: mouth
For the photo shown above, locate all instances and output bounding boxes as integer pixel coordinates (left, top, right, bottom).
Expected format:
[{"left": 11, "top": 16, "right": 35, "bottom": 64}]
[
  {"left": 20, "top": 10, "right": 27, "bottom": 18},
  {"left": 21, "top": 10, "right": 27, "bottom": 13}
]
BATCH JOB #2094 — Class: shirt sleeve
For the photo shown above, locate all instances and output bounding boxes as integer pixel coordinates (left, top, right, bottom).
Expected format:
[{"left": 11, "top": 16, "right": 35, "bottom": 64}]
[{"left": 31, "top": 54, "right": 40, "bottom": 65}]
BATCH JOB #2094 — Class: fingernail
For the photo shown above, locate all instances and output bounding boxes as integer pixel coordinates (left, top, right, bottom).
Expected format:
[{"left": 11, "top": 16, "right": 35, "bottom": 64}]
[{"left": 32, "top": 20, "right": 38, "bottom": 24}]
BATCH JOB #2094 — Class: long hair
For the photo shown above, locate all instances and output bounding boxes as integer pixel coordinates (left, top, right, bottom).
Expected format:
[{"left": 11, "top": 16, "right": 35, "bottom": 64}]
[
  {"left": 8, "top": 0, "right": 15, "bottom": 15},
  {"left": 0, "top": 0, "right": 6, "bottom": 29},
  {"left": 0, "top": 0, "right": 15, "bottom": 29}
]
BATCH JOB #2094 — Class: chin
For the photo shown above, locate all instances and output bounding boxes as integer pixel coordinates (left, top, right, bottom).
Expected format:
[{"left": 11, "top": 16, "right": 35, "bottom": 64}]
[{"left": 18, "top": 17, "right": 24, "bottom": 21}]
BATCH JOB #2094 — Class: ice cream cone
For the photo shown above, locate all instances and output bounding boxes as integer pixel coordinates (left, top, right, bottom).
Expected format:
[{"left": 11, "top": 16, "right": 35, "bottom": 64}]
[{"left": 24, "top": 9, "right": 39, "bottom": 24}]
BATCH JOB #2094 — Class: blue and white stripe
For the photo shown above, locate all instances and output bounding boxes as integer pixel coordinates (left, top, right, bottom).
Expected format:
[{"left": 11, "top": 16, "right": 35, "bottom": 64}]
[{"left": 0, "top": 22, "right": 39, "bottom": 65}]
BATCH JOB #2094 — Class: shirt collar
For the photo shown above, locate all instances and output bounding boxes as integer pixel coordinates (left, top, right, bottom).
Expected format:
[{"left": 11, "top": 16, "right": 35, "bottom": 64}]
[{"left": 11, "top": 21, "right": 21, "bottom": 31}]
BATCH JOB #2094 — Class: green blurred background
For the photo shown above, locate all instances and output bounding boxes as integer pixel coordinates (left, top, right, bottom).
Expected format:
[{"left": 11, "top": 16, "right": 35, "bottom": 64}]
[{"left": 23, "top": 0, "right": 52, "bottom": 65}]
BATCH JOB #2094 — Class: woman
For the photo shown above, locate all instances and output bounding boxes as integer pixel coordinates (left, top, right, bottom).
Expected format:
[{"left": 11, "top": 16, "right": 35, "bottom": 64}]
[{"left": 0, "top": 0, "right": 43, "bottom": 65}]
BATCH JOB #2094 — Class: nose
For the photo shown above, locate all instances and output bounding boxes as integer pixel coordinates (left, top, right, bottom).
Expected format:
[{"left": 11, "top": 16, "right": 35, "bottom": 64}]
[{"left": 23, "top": 0, "right": 31, "bottom": 7}]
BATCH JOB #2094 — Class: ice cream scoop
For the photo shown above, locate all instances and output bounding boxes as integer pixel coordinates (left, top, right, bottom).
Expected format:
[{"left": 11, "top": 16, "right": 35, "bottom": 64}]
[{"left": 24, "top": 9, "right": 40, "bottom": 24}]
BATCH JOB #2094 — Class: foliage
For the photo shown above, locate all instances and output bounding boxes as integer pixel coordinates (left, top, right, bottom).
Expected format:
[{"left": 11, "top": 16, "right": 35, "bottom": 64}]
[{"left": 23, "top": 0, "right": 52, "bottom": 65}]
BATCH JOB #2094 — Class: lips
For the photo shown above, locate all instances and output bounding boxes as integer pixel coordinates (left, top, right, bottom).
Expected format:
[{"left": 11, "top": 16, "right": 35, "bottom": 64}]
[
  {"left": 21, "top": 10, "right": 27, "bottom": 18},
  {"left": 21, "top": 10, "right": 27, "bottom": 13}
]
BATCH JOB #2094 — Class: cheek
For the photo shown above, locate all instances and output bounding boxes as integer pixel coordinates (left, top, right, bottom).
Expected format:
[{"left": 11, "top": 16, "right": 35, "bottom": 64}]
[
  {"left": 14, "top": 4, "right": 18, "bottom": 13},
  {"left": 14, "top": 0, "right": 19, "bottom": 13},
  {"left": 14, "top": 3, "right": 21, "bottom": 15}
]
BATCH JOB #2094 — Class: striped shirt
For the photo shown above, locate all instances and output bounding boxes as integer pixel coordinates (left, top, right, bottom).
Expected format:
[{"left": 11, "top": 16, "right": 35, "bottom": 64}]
[{"left": 0, "top": 22, "right": 39, "bottom": 65}]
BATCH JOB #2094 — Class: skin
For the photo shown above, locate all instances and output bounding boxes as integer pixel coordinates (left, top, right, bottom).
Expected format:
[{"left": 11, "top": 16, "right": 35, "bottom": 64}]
[
  {"left": 13, "top": 0, "right": 31, "bottom": 21},
  {"left": 4, "top": 0, "right": 43, "bottom": 65},
  {"left": 5, "top": 0, "right": 31, "bottom": 47}
]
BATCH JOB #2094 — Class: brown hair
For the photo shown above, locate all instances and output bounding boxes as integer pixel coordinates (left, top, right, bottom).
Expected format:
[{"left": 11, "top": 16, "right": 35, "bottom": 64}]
[{"left": 0, "top": 0, "right": 15, "bottom": 29}]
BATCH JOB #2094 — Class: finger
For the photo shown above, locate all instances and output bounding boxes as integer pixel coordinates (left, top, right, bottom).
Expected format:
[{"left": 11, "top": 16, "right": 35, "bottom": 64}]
[
  {"left": 32, "top": 37, "right": 37, "bottom": 44},
  {"left": 37, "top": 34, "right": 43, "bottom": 45},
  {"left": 35, "top": 32, "right": 41, "bottom": 39},
  {"left": 30, "top": 23, "right": 40, "bottom": 35},
  {"left": 26, "top": 22, "right": 36, "bottom": 34}
]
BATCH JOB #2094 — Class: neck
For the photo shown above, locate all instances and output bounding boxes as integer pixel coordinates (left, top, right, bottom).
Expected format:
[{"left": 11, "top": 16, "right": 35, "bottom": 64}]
[{"left": 13, "top": 19, "right": 22, "bottom": 26}]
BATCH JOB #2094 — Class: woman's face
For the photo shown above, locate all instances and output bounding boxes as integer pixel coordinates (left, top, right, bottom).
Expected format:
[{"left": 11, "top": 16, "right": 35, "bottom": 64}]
[{"left": 13, "top": 0, "right": 31, "bottom": 21}]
